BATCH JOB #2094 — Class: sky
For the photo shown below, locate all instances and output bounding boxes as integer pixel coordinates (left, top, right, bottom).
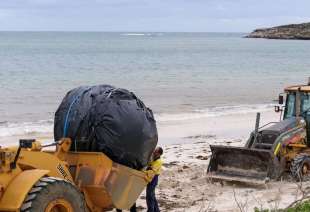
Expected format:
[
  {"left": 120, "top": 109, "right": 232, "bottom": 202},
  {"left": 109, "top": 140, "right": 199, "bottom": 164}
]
[{"left": 0, "top": 0, "right": 310, "bottom": 32}]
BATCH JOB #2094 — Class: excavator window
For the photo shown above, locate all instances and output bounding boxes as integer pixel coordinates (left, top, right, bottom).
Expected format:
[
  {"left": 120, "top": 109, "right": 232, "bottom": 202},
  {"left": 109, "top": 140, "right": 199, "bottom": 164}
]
[
  {"left": 301, "top": 93, "right": 310, "bottom": 115},
  {"left": 284, "top": 92, "right": 310, "bottom": 120},
  {"left": 284, "top": 93, "right": 296, "bottom": 119}
]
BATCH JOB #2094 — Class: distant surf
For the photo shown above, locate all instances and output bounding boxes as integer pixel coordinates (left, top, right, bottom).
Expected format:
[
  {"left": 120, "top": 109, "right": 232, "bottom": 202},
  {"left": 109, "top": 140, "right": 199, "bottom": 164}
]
[
  {"left": 121, "top": 33, "right": 146, "bottom": 36},
  {"left": 121, "top": 33, "right": 163, "bottom": 36}
]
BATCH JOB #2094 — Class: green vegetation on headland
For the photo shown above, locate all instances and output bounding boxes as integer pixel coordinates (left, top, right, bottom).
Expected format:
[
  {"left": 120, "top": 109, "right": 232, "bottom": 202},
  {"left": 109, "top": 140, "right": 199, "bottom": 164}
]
[{"left": 246, "top": 22, "right": 310, "bottom": 40}]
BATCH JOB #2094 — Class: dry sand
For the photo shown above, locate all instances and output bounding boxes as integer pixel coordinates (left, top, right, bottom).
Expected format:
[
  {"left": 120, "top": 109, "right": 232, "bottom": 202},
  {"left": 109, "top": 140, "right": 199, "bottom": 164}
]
[
  {"left": 133, "top": 110, "right": 310, "bottom": 212},
  {"left": 134, "top": 136, "right": 310, "bottom": 212}
]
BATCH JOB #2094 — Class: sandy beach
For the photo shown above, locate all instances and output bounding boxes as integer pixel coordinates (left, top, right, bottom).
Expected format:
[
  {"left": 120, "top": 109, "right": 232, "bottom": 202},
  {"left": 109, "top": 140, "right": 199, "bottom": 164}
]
[
  {"left": 1, "top": 106, "right": 298, "bottom": 212},
  {"left": 2, "top": 98, "right": 310, "bottom": 212},
  {"left": 2, "top": 106, "right": 299, "bottom": 211},
  {"left": 2, "top": 105, "right": 306, "bottom": 211},
  {"left": 129, "top": 109, "right": 310, "bottom": 212}
]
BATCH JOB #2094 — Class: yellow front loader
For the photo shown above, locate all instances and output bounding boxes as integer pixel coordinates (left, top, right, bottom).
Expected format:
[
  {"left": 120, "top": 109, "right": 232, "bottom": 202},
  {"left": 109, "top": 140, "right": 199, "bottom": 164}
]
[{"left": 0, "top": 138, "right": 149, "bottom": 212}]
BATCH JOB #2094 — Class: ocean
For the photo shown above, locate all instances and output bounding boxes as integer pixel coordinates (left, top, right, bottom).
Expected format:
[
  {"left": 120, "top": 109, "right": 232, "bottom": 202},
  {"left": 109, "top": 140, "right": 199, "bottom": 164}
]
[{"left": 0, "top": 32, "right": 310, "bottom": 140}]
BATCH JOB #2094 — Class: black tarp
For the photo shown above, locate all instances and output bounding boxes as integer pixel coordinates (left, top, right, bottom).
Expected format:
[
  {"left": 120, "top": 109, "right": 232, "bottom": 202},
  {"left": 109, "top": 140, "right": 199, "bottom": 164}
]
[{"left": 54, "top": 85, "right": 158, "bottom": 169}]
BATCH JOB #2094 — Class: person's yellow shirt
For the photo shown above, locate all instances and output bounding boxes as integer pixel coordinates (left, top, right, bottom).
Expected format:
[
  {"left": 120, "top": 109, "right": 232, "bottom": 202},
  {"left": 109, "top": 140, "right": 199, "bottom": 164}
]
[{"left": 149, "top": 158, "right": 163, "bottom": 175}]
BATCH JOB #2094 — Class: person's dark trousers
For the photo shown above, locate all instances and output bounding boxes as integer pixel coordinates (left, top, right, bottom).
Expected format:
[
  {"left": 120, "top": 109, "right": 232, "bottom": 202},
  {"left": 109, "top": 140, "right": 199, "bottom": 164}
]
[
  {"left": 146, "top": 175, "right": 160, "bottom": 212},
  {"left": 116, "top": 203, "right": 137, "bottom": 212}
]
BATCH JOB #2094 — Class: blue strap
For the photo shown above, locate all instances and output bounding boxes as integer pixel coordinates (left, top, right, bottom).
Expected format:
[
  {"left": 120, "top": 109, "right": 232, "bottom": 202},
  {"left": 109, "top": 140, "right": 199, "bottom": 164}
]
[
  {"left": 63, "top": 88, "right": 91, "bottom": 137},
  {"left": 63, "top": 94, "right": 80, "bottom": 137}
]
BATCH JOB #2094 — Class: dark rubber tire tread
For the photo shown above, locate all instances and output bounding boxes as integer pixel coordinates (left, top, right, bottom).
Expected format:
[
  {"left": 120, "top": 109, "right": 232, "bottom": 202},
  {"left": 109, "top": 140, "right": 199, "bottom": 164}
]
[
  {"left": 20, "top": 177, "right": 87, "bottom": 212},
  {"left": 290, "top": 154, "right": 310, "bottom": 181}
]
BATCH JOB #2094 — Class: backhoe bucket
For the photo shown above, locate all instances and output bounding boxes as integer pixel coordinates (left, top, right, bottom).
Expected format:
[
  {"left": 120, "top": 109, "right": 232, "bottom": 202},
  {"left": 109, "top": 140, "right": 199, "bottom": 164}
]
[{"left": 207, "top": 145, "right": 278, "bottom": 184}]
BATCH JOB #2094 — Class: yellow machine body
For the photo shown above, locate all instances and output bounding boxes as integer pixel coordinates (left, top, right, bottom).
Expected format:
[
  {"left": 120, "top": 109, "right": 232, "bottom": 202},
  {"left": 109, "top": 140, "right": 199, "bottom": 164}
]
[
  {"left": 0, "top": 169, "right": 49, "bottom": 211},
  {"left": 0, "top": 139, "right": 148, "bottom": 211}
]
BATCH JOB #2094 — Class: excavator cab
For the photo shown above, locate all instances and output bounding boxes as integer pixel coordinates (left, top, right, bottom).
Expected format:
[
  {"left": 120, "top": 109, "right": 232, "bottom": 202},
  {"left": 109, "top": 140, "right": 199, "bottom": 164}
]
[
  {"left": 283, "top": 90, "right": 310, "bottom": 143},
  {"left": 208, "top": 79, "right": 310, "bottom": 184}
]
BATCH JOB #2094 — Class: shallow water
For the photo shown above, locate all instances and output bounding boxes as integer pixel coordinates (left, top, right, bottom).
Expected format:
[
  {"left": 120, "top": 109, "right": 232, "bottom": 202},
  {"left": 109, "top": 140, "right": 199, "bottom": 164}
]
[{"left": 0, "top": 32, "right": 309, "bottom": 138}]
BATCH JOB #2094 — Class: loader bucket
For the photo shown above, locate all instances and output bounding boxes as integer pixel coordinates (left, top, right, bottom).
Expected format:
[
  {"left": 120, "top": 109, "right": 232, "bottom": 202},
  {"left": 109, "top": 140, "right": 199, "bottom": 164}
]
[
  {"left": 66, "top": 151, "right": 148, "bottom": 210},
  {"left": 207, "top": 145, "right": 278, "bottom": 184}
]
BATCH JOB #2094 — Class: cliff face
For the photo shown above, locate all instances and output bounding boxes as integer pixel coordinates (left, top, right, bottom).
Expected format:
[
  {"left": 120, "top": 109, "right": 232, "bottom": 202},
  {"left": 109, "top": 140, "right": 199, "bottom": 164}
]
[{"left": 246, "top": 22, "right": 310, "bottom": 40}]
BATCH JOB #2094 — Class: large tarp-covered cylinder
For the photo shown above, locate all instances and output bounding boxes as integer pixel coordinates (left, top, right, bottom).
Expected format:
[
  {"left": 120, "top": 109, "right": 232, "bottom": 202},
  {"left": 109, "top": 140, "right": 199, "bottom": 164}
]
[{"left": 54, "top": 85, "right": 158, "bottom": 169}]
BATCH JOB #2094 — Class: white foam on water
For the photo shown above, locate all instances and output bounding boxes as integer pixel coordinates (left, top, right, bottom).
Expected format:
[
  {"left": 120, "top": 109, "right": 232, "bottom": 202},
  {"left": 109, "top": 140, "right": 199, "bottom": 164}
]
[
  {"left": 0, "top": 104, "right": 276, "bottom": 138},
  {"left": 0, "top": 120, "right": 53, "bottom": 138},
  {"left": 155, "top": 104, "right": 275, "bottom": 122},
  {"left": 121, "top": 33, "right": 163, "bottom": 36},
  {"left": 121, "top": 33, "right": 147, "bottom": 36}
]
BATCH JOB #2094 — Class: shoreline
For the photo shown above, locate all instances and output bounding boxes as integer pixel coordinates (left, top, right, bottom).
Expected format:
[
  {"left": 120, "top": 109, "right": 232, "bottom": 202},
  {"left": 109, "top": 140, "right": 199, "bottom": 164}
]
[
  {"left": 1, "top": 108, "right": 296, "bottom": 211},
  {"left": 0, "top": 107, "right": 279, "bottom": 146}
]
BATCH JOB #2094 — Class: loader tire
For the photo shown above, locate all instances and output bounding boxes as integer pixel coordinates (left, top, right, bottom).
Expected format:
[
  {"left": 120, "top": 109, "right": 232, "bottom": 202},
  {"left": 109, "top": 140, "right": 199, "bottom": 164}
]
[
  {"left": 20, "top": 177, "right": 87, "bottom": 212},
  {"left": 290, "top": 154, "right": 310, "bottom": 181}
]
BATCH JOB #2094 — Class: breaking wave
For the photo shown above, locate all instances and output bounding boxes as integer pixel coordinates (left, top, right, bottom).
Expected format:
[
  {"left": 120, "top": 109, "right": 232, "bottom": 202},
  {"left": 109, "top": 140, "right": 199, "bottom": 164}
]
[
  {"left": 0, "top": 104, "right": 275, "bottom": 138},
  {"left": 0, "top": 120, "right": 53, "bottom": 138},
  {"left": 155, "top": 104, "right": 275, "bottom": 122}
]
